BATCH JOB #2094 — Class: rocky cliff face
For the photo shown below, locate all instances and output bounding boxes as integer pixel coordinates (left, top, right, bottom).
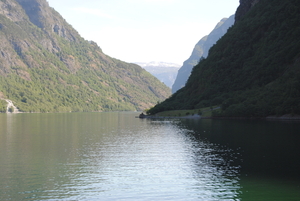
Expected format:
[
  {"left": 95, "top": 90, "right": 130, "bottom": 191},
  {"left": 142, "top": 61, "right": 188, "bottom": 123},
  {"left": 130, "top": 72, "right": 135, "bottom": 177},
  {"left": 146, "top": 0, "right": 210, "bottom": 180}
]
[
  {"left": 0, "top": 0, "right": 170, "bottom": 112},
  {"left": 0, "top": 0, "right": 74, "bottom": 76},
  {"left": 235, "top": 0, "right": 261, "bottom": 22},
  {"left": 16, "top": 0, "right": 78, "bottom": 41},
  {"left": 172, "top": 15, "right": 235, "bottom": 93}
]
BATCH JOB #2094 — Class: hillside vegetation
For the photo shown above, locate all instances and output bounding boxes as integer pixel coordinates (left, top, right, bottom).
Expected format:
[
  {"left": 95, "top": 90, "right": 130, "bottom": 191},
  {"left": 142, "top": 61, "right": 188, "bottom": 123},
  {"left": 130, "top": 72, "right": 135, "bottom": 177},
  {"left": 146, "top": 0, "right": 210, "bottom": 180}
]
[
  {"left": 148, "top": 0, "right": 300, "bottom": 117},
  {"left": 172, "top": 15, "right": 235, "bottom": 93},
  {"left": 0, "top": 0, "right": 170, "bottom": 112}
]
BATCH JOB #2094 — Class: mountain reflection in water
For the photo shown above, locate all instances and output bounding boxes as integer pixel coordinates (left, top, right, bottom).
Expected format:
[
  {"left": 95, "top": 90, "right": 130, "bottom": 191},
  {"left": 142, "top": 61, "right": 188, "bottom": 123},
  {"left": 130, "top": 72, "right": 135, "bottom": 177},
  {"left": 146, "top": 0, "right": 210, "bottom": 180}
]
[{"left": 0, "top": 112, "right": 299, "bottom": 200}]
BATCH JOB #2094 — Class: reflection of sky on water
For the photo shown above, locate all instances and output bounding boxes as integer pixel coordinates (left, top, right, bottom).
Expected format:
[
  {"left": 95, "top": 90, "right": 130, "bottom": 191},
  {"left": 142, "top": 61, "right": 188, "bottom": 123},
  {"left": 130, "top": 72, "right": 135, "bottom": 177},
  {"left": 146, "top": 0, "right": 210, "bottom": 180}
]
[
  {"left": 57, "top": 119, "right": 241, "bottom": 200},
  {"left": 0, "top": 113, "right": 242, "bottom": 200},
  {"left": 2, "top": 113, "right": 300, "bottom": 200},
  {"left": 4, "top": 113, "right": 15, "bottom": 135}
]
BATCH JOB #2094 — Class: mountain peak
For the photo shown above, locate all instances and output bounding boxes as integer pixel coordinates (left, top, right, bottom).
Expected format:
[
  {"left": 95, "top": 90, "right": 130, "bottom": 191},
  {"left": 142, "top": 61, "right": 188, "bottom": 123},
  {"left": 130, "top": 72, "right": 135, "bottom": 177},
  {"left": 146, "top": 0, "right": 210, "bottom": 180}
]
[
  {"left": 235, "top": 0, "right": 261, "bottom": 22},
  {"left": 0, "top": 0, "right": 170, "bottom": 112}
]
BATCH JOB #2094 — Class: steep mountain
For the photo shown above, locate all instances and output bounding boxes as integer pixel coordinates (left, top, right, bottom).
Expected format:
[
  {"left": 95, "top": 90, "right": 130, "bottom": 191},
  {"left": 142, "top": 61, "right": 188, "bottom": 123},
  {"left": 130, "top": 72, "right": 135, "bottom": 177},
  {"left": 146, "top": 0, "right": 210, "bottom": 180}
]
[
  {"left": 235, "top": 0, "right": 260, "bottom": 22},
  {"left": 172, "top": 15, "right": 235, "bottom": 93},
  {"left": 0, "top": 0, "right": 170, "bottom": 112},
  {"left": 148, "top": 0, "right": 300, "bottom": 117},
  {"left": 135, "top": 62, "right": 180, "bottom": 88}
]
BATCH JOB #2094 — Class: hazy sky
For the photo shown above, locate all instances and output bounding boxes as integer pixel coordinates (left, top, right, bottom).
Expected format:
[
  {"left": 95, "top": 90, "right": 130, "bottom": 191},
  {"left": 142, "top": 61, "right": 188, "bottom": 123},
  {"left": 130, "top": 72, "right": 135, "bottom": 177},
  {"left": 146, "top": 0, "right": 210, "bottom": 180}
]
[{"left": 46, "top": 0, "right": 239, "bottom": 64}]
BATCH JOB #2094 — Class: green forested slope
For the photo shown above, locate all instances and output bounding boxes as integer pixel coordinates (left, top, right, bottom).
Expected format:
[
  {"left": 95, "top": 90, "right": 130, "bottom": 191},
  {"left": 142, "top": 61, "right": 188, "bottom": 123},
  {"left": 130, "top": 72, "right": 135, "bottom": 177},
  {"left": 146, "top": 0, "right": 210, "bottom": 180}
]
[
  {"left": 172, "top": 15, "right": 235, "bottom": 93},
  {"left": 148, "top": 0, "right": 300, "bottom": 117},
  {"left": 0, "top": 0, "right": 170, "bottom": 112}
]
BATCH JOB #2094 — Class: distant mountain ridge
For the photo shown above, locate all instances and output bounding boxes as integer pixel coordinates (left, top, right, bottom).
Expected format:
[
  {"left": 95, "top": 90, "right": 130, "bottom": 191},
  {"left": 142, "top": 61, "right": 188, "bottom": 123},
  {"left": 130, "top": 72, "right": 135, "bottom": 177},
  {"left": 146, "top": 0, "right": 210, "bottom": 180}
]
[
  {"left": 135, "top": 62, "right": 180, "bottom": 88},
  {"left": 136, "top": 61, "right": 181, "bottom": 68},
  {"left": 172, "top": 15, "right": 235, "bottom": 93},
  {"left": 0, "top": 0, "right": 170, "bottom": 112}
]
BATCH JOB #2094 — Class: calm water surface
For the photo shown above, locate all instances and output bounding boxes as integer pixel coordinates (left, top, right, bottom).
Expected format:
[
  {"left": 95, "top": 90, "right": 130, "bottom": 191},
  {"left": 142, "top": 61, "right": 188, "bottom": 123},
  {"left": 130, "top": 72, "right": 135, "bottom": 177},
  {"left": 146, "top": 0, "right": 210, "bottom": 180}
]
[{"left": 0, "top": 112, "right": 299, "bottom": 200}]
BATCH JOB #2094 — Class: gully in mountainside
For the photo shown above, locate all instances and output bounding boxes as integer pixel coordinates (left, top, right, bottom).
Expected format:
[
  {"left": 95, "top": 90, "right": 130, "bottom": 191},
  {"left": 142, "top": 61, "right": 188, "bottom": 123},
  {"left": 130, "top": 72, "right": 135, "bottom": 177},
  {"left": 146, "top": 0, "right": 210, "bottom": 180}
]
[{"left": 1, "top": 99, "right": 20, "bottom": 113}]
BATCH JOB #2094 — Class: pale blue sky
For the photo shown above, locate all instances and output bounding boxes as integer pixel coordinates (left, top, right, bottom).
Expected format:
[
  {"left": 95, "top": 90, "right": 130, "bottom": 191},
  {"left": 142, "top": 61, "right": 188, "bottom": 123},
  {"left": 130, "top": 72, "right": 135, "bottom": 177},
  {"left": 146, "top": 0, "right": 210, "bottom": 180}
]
[{"left": 46, "top": 0, "right": 239, "bottom": 64}]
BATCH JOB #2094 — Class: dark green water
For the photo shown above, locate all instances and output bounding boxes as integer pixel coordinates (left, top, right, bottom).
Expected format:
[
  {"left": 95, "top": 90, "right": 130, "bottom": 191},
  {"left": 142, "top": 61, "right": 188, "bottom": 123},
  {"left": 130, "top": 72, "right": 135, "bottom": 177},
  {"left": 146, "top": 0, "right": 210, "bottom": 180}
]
[{"left": 0, "top": 112, "right": 299, "bottom": 200}]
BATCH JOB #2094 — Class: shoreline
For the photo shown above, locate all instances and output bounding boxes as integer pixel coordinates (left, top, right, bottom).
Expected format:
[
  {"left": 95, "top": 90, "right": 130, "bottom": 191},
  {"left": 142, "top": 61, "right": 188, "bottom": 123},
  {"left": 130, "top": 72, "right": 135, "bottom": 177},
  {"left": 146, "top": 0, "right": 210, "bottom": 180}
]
[
  {"left": 138, "top": 114, "right": 201, "bottom": 119},
  {"left": 138, "top": 114, "right": 300, "bottom": 121}
]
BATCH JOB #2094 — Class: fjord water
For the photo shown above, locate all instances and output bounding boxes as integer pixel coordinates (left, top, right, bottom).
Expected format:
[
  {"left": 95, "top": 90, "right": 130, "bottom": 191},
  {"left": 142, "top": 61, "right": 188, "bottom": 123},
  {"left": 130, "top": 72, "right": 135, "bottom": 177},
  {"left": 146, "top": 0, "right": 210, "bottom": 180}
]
[{"left": 0, "top": 112, "right": 299, "bottom": 200}]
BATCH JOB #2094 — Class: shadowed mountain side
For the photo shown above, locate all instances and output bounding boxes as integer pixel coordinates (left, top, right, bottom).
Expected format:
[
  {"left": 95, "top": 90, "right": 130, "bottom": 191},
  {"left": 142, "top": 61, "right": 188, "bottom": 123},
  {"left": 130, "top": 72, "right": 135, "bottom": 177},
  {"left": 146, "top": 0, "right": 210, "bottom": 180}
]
[
  {"left": 172, "top": 15, "right": 235, "bottom": 93},
  {"left": 148, "top": 0, "right": 300, "bottom": 117}
]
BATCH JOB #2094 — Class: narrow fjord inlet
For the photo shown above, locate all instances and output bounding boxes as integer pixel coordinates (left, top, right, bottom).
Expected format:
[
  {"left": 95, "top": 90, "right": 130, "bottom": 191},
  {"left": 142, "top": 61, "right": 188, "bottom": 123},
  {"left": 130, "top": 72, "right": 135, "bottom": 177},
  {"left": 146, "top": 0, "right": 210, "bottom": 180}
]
[{"left": 1, "top": 0, "right": 300, "bottom": 200}]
